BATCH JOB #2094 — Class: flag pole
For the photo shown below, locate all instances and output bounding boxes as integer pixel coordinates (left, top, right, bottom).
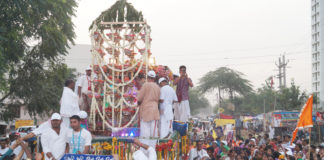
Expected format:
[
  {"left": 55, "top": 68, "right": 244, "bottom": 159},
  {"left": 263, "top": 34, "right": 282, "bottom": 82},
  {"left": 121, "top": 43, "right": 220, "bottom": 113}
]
[{"left": 308, "top": 127, "right": 311, "bottom": 159}]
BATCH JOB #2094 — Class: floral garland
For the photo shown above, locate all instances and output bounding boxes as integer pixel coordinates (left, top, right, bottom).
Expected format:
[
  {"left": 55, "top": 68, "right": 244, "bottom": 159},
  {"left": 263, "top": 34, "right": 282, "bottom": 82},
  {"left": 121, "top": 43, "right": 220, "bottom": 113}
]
[{"left": 89, "top": 21, "right": 151, "bottom": 132}]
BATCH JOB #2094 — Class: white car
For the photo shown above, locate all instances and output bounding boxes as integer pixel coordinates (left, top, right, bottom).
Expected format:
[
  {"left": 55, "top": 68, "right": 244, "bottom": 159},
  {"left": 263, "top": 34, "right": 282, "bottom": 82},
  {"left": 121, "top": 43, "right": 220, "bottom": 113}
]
[{"left": 16, "top": 126, "right": 36, "bottom": 137}]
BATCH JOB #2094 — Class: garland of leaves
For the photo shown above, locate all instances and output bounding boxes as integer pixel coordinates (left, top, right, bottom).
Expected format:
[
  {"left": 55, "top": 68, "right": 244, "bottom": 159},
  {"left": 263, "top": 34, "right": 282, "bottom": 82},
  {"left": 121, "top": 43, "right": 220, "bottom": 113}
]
[{"left": 89, "top": 0, "right": 144, "bottom": 31}]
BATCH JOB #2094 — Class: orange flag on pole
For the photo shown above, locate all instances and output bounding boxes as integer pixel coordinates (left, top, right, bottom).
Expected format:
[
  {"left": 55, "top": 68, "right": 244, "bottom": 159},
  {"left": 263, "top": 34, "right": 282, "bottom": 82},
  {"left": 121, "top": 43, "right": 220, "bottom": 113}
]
[{"left": 291, "top": 95, "right": 313, "bottom": 145}]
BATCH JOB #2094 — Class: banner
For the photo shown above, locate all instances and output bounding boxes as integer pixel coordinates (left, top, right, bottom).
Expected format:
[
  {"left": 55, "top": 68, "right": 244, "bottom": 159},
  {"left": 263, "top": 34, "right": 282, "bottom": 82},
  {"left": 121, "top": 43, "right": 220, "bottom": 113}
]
[
  {"left": 15, "top": 120, "right": 34, "bottom": 129},
  {"left": 220, "top": 114, "right": 233, "bottom": 119},
  {"left": 61, "top": 154, "right": 113, "bottom": 160},
  {"left": 214, "top": 119, "right": 235, "bottom": 127}
]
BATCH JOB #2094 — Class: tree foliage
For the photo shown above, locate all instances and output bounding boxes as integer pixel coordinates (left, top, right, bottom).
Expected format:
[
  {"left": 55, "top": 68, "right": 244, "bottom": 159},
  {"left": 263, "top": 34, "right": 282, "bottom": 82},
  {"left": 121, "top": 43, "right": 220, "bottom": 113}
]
[
  {"left": 276, "top": 81, "right": 307, "bottom": 111},
  {"left": 0, "top": 0, "right": 78, "bottom": 119},
  {"left": 189, "top": 88, "right": 210, "bottom": 115},
  {"left": 221, "top": 81, "right": 308, "bottom": 115},
  {"left": 2, "top": 63, "right": 76, "bottom": 120},
  {"left": 90, "top": 0, "right": 144, "bottom": 30},
  {"left": 229, "top": 85, "right": 277, "bottom": 115},
  {"left": 198, "top": 67, "right": 309, "bottom": 115},
  {"left": 199, "top": 67, "right": 253, "bottom": 101}
]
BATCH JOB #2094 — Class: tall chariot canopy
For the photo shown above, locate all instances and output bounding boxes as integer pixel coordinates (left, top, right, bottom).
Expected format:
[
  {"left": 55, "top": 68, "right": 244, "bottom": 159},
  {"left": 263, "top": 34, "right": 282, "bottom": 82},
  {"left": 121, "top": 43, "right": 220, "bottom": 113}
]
[{"left": 88, "top": 0, "right": 153, "bottom": 134}]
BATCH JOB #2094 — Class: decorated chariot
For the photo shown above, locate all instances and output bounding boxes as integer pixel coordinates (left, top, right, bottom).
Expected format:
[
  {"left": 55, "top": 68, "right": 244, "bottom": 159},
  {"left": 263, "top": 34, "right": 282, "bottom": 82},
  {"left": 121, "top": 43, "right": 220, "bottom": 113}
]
[{"left": 73, "top": 0, "right": 193, "bottom": 160}]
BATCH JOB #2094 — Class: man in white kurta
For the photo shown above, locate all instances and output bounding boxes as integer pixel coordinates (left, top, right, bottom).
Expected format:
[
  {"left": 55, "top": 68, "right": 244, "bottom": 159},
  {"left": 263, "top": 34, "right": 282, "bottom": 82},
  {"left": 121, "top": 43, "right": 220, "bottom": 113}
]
[
  {"left": 20, "top": 117, "right": 65, "bottom": 140},
  {"left": 158, "top": 77, "right": 178, "bottom": 138},
  {"left": 60, "top": 80, "right": 80, "bottom": 128},
  {"left": 41, "top": 113, "right": 68, "bottom": 160}
]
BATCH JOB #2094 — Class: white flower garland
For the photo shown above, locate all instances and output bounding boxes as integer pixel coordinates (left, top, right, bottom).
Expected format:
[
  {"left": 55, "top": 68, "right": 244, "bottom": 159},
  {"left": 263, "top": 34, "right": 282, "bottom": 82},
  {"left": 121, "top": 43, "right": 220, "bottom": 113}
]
[{"left": 89, "top": 22, "right": 151, "bottom": 131}]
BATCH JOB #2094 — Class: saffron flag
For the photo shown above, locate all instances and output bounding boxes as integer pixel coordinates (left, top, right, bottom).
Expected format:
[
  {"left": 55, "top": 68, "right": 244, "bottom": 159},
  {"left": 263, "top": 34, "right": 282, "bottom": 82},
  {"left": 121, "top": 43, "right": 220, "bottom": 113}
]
[{"left": 291, "top": 95, "right": 313, "bottom": 144}]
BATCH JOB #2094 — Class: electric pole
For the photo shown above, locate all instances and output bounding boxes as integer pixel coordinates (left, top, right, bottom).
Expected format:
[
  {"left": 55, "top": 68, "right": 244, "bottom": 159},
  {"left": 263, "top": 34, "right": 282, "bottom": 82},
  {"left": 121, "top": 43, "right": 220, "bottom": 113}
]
[
  {"left": 276, "top": 54, "right": 289, "bottom": 88},
  {"left": 276, "top": 57, "right": 283, "bottom": 88},
  {"left": 282, "top": 55, "right": 289, "bottom": 88}
]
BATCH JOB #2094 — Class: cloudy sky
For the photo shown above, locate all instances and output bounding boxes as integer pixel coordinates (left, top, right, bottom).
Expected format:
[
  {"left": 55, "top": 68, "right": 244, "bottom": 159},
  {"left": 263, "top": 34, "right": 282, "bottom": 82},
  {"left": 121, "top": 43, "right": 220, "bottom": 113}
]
[{"left": 70, "top": 0, "right": 311, "bottom": 96}]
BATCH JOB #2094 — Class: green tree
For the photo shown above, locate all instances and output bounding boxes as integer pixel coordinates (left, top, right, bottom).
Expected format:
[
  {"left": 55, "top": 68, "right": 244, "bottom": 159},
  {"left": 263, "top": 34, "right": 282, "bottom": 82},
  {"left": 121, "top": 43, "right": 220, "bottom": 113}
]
[
  {"left": 90, "top": 0, "right": 144, "bottom": 30},
  {"left": 3, "top": 63, "right": 76, "bottom": 120},
  {"left": 198, "top": 67, "right": 253, "bottom": 110},
  {"left": 276, "top": 81, "right": 307, "bottom": 111},
  {"left": 228, "top": 81, "right": 308, "bottom": 115},
  {"left": 0, "top": 1, "right": 78, "bottom": 119},
  {"left": 189, "top": 88, "right": 210, "bottom": 115},
  {"left": 230, "top": 85, "right": 276, "bottom": 115}
]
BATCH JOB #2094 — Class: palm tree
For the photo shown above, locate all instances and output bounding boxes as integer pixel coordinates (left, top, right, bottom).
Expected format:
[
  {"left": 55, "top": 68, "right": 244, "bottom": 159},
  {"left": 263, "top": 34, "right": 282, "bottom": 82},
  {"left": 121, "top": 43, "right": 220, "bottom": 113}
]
[{"left": 198, "top": 67, "right": 253, "bottom": 105}]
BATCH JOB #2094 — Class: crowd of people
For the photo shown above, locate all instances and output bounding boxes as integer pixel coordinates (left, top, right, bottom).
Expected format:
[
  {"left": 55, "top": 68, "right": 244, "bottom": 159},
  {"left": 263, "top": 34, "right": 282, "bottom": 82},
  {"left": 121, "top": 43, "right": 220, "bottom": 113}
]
[{"left": 187, "top": 126, "right": 324, "bottom": 160}]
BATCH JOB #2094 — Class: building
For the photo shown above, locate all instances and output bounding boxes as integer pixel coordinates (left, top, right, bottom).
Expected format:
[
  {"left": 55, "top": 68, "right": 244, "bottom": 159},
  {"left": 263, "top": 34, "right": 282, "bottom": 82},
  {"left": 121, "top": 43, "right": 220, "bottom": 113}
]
[{"left": 311, "top": 0, "right": 324, "bottom": 109}]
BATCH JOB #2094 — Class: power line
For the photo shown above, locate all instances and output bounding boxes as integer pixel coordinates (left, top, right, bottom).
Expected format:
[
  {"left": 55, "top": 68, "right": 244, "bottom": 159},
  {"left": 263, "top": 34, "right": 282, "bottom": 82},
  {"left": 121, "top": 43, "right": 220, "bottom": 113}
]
[{"left": 222, "top": 50, "right": 309, "bottom": 60}]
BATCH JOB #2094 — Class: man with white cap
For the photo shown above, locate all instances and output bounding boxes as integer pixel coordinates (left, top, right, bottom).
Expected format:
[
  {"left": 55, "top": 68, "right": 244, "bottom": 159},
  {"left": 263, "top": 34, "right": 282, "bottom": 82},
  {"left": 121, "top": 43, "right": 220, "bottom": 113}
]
[
  {"left": 78, "top": 65, "right": 92, "bottom": 111},
  {"left": 137, "top": 70, "right": 160, "bottom": 148},
  {"left": 20, "top": 117, "right": 66, "bottom": 141},
  {"left": 158, "top": 77, "right": 177, "bottom": 138},
  {"left": 41, "top": 113, "right": 68, "bottom": 160},
  {"left": 60, "top": 79, "right": 79, "bottom": 127}
]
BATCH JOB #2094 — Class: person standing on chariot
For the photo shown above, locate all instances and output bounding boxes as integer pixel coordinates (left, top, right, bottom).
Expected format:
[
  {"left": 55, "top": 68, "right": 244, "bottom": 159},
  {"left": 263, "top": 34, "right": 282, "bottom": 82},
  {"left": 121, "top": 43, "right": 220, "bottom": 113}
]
[
  {"left": 65, "top": 115, "right": 92, "bottom": 155},
  {"left": 174, "top": 65, "right": 193, "bottom": 122},
  {"left": 41, "top": 113, "right": 68, "bottom": 160},
  {"left": 60, "top": 79, "right": 80, "bottom": 127},
  {"left": 158, "top": 77, "right": 177, "bottom": 139},
  {"left": 78, "top": 66, "right": 93, "bottom": 111},
  {"left": 137, "top": 70, "right": 160, "bottom": 147}
]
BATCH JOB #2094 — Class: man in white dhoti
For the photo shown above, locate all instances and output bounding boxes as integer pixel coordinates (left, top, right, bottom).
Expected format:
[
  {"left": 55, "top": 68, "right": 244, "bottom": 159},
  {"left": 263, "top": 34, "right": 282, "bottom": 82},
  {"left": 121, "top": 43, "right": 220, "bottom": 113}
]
[
  {"left": 78, "top": 66, "right": 92, "bottom": 111},
  {"left": 137, "top": 71, "right": 160, "bottom": 148},
  {"left": 158, "top": 77, "right": 177, "bottom": 139},
  {"left": 174, "top": 65, "right": 193, "bottom": 122},
  {"left": 60, "top": 79, "right": 80, "bottom": 127}
]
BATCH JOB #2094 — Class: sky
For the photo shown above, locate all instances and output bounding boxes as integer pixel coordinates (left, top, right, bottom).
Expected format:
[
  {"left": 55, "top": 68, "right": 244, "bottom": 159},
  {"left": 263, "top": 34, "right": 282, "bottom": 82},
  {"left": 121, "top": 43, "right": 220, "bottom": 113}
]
[{"left": 69, "top": 0, "right": 312, "bottom": 100}]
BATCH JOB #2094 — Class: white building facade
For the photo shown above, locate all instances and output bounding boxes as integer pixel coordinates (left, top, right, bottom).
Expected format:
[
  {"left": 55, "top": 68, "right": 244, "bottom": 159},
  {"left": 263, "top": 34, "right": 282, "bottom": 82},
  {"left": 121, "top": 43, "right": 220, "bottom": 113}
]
[{"left": 311, "top": 0, "right": 324, "bottom": 109}]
